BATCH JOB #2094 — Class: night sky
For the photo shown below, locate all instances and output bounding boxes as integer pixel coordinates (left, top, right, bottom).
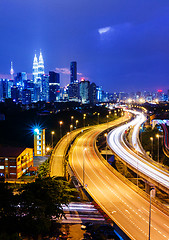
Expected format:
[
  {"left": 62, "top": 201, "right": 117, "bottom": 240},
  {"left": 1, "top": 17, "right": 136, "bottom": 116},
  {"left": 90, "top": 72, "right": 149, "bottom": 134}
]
[{"left": 0, "top": 0, "right": 169, "bottom": 93}]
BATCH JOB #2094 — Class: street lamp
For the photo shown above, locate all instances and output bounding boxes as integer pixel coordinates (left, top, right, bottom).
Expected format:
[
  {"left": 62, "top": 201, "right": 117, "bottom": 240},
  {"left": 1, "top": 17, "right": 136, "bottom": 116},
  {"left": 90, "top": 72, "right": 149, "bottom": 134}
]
[
  {"left": 106, "top": 115, "right": 109, "bottom": 131},
  {"left": 83, "top": 114, "right": 86, "bottom": 128},
  {"left": 70, "top": 124, "right": 73, "bottom": 132},
  {"left": 104, "top": 133, "right": 108, "bottom": 161},
  {"left": 156, "top": 134, "right": 159, "bottom": 163},
  {"left": 71, "top": 116, "right": 74, "bottom": 123},
  {"left": 75, "top": 120, "right": 79, "bottom": 129},
  {"left": 150, "top": 137, "right": 153, "bottom": 158},
  {"left": 51, "top": 131, "right": 55, "bottom": 149},
  {"left": 83, "top": 148, "right": 87, "bottom": 187},
  {"left": 59, "top": 121, "right": 63, "bottom": 139},
  {"left": 97, "top": 113, "right": 100, "bottom": 125},
  {"left": 149, "top": 187, "right": 155, "bottom": 240}
]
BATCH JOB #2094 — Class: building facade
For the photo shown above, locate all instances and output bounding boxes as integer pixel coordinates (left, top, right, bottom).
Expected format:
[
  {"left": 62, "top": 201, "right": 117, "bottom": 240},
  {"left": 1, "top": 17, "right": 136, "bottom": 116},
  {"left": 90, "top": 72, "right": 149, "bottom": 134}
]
[
  {"left": 0, "top": 146, "right": 33, "bottom": 179},
  {"left": 34, "top": 128, "right": 46, "bottom": 156}
]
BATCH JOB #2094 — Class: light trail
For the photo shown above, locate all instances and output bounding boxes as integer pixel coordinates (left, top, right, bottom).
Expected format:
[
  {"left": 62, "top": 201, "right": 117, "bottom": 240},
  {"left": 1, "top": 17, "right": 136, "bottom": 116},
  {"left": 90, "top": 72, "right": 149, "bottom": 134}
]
[{"left": 107, "top": 110, "right": 169, "bottom": 189}]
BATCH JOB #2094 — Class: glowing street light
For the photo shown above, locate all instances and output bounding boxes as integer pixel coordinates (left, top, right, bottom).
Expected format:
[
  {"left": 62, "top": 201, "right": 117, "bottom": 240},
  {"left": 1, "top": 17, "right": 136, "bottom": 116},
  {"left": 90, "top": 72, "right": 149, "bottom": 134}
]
[
  {"left": 150, "top": 137, "right": 153, "bottom": 158},
  {"left": 70, "top": 124, "right": 73, "bottom": 132},
  {"left": 51, "top": 131, "right": 55, "bottom": 149},
  {"left": 97, "top": 112, "right": 100, "bottom": 125},
  {"left": 104, "top": 133, "right": 108, "bottom": 161},
  {"left": 59, "top": 121, "right": 63, "bottom": 139},
  {"left": 83, "top": 114, "right": 86, "bottom": 127},
  {"left": 156, "top": 134, "right": 159, "bottom": 163},
  {"left": 75, "top": 120, "right": 79, "bottom": 129}
]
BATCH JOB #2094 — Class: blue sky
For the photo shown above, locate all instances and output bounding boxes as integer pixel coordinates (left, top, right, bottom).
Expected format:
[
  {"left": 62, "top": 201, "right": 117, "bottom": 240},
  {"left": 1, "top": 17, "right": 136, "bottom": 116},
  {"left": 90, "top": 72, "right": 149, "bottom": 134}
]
[{"left": 0, "top": 0, "right": 169, "bottom": 92}]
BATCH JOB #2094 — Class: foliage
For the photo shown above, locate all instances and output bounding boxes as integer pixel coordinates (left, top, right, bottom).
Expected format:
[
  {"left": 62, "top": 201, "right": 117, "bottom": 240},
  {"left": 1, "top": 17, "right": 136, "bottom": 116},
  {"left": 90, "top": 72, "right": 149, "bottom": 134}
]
[
  {"left": 0, "top": 178, "right": 77, "bottom": 239},
  {"left": 37, "top": 158, "right": 50, "bottom": 178}
]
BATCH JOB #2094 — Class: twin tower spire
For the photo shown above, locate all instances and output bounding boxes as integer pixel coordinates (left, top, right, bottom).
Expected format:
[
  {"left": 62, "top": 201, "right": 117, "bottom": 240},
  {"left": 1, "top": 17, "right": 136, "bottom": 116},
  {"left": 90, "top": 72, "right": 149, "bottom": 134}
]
[{"left": 33, "top": 50, "right": 44, "bottom": 83}]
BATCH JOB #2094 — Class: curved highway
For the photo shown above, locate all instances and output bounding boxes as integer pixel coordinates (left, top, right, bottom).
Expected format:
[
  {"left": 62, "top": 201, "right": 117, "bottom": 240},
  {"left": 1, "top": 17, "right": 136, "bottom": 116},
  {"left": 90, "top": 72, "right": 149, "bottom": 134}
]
[
  {"left": 108, "top": 111, "right": 169, "bottom": 191},
  {"left": 68, "top": 116, "right": 169, "bottom": 240}
]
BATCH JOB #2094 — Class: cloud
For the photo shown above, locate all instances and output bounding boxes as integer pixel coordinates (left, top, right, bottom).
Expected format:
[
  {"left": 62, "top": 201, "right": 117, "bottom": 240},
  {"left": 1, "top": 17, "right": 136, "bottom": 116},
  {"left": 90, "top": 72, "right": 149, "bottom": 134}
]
[
  {"left": 98, "top": 26, "right": 112, "bottom": 34},
  {"left": 0, "top": 74, "right": 11, "bottom": 79},
  {"left": 55, "top": 67, "right": 82, "bottom": 76}
]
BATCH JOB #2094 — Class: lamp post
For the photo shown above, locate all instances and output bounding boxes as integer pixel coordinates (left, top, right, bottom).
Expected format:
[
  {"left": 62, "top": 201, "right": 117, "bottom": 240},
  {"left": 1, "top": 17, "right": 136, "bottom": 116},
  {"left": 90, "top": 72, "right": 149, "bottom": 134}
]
[
  {"left": 150, "top": 137, "right": 153, "bottom": 158},
  {"left": 75, "top": 120, "right": 79, "bottom": 129},
  {"left": 149, "top": 188, "right": 155, "bottom": 240},
  {"left": 106, "top": 115, "right": 109, "bottom": 131},
  {"left": 83, "top": 114, "right": 86, "bottom": 128},
  {"left": 97, "top": 113, "right": 100, "bottom": 125},
  {"left": 156, "top": 134, "right": 159, "bottom": 163},
  {"left": 83, "top": 148, "right": 86, "bottom": 187},
  {"left": 71, "top": 116, "right": 74, "bottom": 124},
  {"left": 70, "top": 124, "right": 73, "bottom": 132},
  {"left": 51, "top": 131, "right": 55, "bottom": 149},
  {"left": 59, "top": 121, "right": 63, "bottom": 139},
  {"left": 104, "top": 133, "right": 108, "bottom": 161}
]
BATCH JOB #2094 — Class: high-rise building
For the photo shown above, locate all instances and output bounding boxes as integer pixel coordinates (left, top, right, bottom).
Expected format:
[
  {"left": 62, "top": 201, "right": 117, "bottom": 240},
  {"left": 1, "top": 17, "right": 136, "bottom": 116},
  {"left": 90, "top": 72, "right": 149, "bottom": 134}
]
[
  {"left": 38, "top": 51, "right": 45, "bottom": 78},
  {"left": 70, "top": 61, "right": 77, "bottom": 83},
  {"left": 89, "top": 82, "right": 97, "bottom": 105},
  {"left": 49, "top": 71, "right": 60, "bottom": 102},
  {"left": 79, "top": 78, "right": 90, "bottom": 104},
  {"left": 22, "top": 89, "right": 31, "bottom": 105},
  {"left": 15, "top": 72, "right": 27, "bottom": 87},
  {"left": 41, "top": 74, "right": 49, "bottom": 102},
  {"left": 68, "top": 82, "right": 79, "bottom": 101},
  {"left": 96, "top": 86, "right": 102, "bottom": 102},
  {"left": 33, "top": 50, "right": 44, "bottom": 82},
  {"left": 11, "top": 86, "right": 20, "bottom": 102},
  {"left": 33, "top": 54, "right": 38, "bottom": 83}
]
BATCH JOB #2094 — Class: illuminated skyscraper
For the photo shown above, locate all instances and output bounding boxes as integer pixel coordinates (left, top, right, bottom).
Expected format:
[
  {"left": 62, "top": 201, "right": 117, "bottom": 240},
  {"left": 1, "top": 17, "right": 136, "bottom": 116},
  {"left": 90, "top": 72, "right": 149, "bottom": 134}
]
[
  {"left": 70, "top": 61, "right": 77, "bottom": 83},
  {"left": 33, "top": 54, "right": 38, "bottom": 83},
  {"left": 38, "top": 50, "right": 45, "bottom": 77}
]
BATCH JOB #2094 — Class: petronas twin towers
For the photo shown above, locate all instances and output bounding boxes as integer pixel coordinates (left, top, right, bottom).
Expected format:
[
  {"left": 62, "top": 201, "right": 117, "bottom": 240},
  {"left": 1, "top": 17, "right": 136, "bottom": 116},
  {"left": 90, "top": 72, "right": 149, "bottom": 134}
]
[{"left": 32, "top": 50, "right": 45, "bottom": 83}]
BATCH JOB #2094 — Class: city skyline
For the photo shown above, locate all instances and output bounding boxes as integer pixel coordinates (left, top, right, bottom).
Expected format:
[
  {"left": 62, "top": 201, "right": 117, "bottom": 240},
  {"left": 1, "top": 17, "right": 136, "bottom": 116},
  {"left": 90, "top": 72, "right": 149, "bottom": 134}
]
[{"left": 0, "top": 1, "right": 169, "bottom": 92}]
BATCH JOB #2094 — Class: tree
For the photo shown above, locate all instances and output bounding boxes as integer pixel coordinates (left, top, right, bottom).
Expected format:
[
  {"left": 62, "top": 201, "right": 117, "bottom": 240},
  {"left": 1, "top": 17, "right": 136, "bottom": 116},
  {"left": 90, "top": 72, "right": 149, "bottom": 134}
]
[{"left": 16, "top": 177, "right": 77, "bottom": 238}]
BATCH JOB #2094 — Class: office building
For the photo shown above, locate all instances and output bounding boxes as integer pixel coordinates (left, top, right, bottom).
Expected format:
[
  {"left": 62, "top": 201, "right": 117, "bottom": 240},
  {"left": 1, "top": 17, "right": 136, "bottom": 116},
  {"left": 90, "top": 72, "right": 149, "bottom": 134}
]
[
  {"left": 41, "top": 74, "right": 49, "bottom": 102},
  {"left": 22, "top": 89, "right": 31, "bottom": 105},
  {"left": 70, "top": 61, "right": 77, "bottom": 83},
  {"left": 49, "top": 71, "right": 60, "bottom": 102},
  {"left": 79, "top": 79, "right": 90, "bottom": 104},
  {"left": 11, "top": 86, "right": 20, "bottom": 102},
  {"left": 89, "top": 82, "right": 97, "bottom": 105},
  {"left": 15, "top": 72, "right": 27, "bottom": 88},
  {"left": 0, "top": 146, "right": 33, "bottom": 179},
  {"left": 68, "top": 82, "right": 79, "bottom": 101}
]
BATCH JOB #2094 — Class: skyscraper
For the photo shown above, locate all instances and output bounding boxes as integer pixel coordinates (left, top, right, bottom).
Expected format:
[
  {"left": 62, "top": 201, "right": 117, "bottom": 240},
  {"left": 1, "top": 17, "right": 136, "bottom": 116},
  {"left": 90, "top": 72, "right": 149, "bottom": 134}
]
[
  {"left": 70, "top": 61, "right": 77, "bottom": 83},
  {"left": 33, "top": 54, "right": 38, "bottom": 83},
  {"left": 38, "top": 50, "right": 45, "bottom": 77},
  {"left": 32, "top": 51, "right": 45, "bottom": 83},
  {"left": 79, "top": 78, "right": 90, "bottom": 104},
  {"left": 49, "top": 71, "right": 60, "bottom": 102}
]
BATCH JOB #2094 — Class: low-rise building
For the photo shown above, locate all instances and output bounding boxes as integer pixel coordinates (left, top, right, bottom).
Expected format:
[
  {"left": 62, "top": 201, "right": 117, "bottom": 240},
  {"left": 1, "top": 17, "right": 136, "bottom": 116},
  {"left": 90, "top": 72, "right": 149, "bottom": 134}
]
[{"left": 0, "top": 146, "right": 33, "bottom": 179}]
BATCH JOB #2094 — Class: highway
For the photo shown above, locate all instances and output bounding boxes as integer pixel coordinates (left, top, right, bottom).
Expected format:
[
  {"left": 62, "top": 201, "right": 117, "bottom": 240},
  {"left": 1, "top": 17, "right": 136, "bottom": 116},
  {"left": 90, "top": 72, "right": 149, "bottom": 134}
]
[
  {"left": 108, "top": 111, "right": 169, "bottom": 191},
  {"left": 68, "top": 116, "right": 169, "bottom": 240}
]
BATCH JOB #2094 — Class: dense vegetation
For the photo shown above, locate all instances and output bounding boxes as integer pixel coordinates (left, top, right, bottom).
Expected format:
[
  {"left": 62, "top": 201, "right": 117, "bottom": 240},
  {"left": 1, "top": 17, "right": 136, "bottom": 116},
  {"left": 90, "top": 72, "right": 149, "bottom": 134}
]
[{"left": 0, "top": 177, "right": 77, "bottom": 239}]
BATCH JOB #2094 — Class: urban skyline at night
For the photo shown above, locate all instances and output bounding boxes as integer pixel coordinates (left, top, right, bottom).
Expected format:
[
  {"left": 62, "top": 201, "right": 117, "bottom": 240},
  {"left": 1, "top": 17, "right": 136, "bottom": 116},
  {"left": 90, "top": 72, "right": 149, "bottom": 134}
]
[{"left": 1, "top": 0, "right": 169, "bottom": 92}]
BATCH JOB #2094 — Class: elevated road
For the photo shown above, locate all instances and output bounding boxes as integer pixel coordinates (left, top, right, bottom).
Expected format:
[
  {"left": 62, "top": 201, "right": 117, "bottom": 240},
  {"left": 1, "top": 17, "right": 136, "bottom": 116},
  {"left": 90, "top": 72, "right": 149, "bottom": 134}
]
[
  {"left": 108, "top": 111, "right": 169, "bottom": 194},
  {"left": 68, "top": 117, "right": 169, "bottom": 240}
]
